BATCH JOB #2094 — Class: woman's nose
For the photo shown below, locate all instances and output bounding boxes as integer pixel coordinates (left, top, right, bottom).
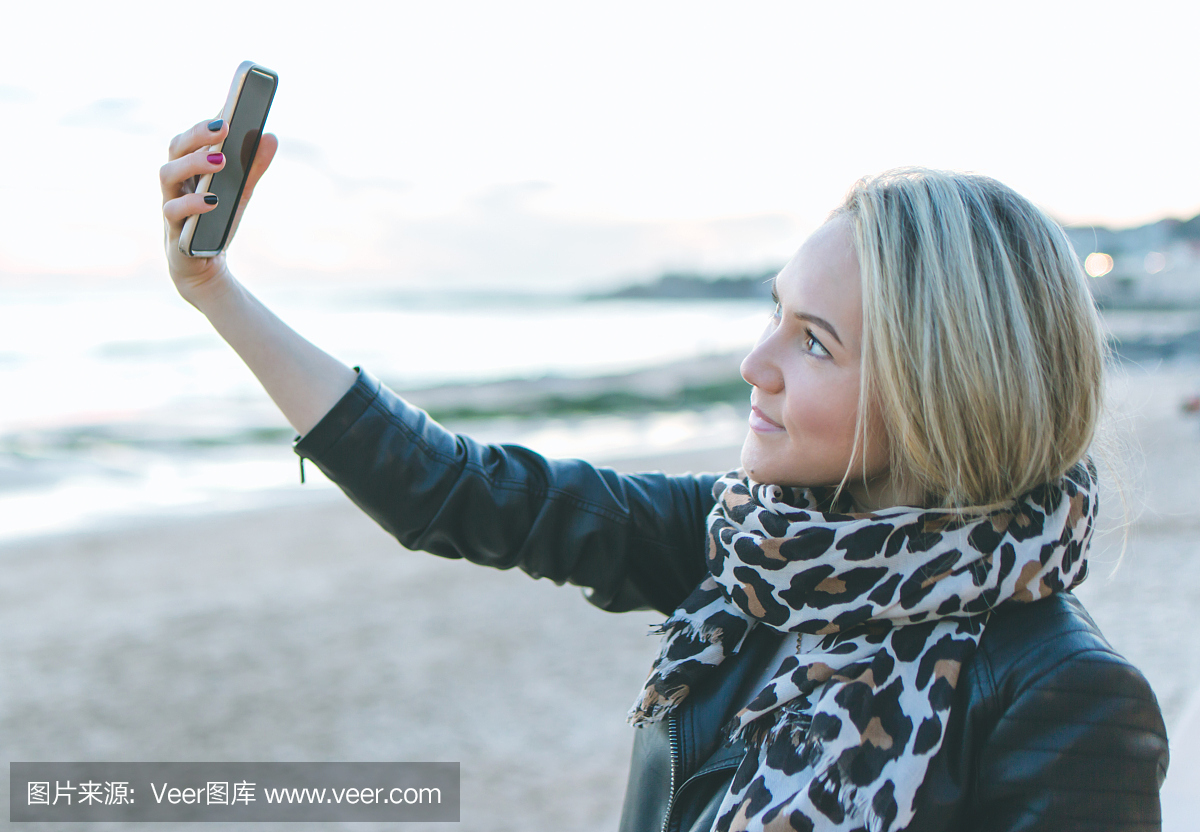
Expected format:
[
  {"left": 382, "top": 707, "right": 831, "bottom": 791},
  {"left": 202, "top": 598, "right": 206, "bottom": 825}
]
[{"left": 740, "top": 331, "right": 784, "bottom": 394}]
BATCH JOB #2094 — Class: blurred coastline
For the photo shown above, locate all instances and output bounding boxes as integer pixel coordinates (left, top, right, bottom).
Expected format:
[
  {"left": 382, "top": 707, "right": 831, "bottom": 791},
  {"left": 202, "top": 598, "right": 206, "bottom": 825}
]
[
  {"left": 3, "top": 274, "right": 1200, "bottom": 542},
  {"left": 0, "top": 287, "right": 767, "bottom": 542}
]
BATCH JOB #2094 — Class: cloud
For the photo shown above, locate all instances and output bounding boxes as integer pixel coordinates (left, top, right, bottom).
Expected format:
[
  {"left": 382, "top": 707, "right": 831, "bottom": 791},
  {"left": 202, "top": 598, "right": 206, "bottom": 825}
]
[
  {"left": 368, "top": 184, "right": 800, "bottom": 289},
  {"left": 276, "top": 137, "right": 409, "bottom": 195},
  {"left": 238, "top": 176, "right": 801, "bottom": 290},
  {"left": 60, "top": 98, "right": 153, "bottom": 135},
  {"left": 0, "top": 86, "right": 33, "bottom": 102}
]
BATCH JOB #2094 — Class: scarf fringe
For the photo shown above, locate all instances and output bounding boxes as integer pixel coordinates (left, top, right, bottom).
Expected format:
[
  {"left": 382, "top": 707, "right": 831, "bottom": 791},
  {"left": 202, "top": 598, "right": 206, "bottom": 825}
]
[
  {"left": 729, "top": 708, "right": 891, "bottom": 832},
  {"left": 724, "top": 700, "right": 811, "bottom": 750},
  {"left": 650, "top": 615, "right": 733, "bottom": 646},
  {"left": 809, "top": 770, "right": 887, "bottom": 832},
  {"left": 627, "top": 683, "right": 690, "bottom": 724},
  {"left": 629, "top": 617, "right": 742, "bottom": 725}
]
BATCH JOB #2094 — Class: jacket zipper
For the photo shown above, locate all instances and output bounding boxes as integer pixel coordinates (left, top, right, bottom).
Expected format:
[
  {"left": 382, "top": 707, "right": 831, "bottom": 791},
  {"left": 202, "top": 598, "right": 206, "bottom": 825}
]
[{"left": 661, "top": 714, "right": 682, "bottom": 832}]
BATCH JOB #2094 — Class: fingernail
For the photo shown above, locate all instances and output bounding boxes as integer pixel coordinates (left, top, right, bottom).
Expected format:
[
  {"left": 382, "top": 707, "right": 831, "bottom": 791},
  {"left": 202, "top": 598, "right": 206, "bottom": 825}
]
[
  {"left": 207, "top": 153, "right": 224, "bottom": 165},
  {"left": 207, "top": 119, "right": 223, "bottom": 131},
  {"left": 203, "top": 194, "right": 219, "bottom": 205}
]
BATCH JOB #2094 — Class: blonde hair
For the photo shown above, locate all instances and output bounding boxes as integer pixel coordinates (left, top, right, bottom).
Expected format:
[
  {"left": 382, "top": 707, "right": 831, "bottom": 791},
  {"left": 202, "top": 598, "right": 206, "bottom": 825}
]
[{"left": 836, "top": 167, "right": 1107, "bottom": 511}]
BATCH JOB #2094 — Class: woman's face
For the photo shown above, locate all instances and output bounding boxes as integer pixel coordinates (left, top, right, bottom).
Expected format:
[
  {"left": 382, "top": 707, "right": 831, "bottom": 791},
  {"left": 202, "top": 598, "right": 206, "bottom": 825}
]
[{"left": 740, "top": 216, "right": 898, "bottom": 509}]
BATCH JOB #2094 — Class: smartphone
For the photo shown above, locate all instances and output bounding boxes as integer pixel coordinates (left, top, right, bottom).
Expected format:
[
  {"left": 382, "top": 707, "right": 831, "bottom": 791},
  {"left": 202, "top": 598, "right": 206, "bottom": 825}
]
[{"left": 178, "top": 61, "right": 278, "bottom": 258}]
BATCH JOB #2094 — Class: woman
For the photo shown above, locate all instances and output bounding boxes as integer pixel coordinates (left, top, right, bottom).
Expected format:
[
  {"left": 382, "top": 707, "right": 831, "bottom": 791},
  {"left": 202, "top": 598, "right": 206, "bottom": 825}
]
[{"left": 161, "top": 119, "right": 1168, "bottom": 831}]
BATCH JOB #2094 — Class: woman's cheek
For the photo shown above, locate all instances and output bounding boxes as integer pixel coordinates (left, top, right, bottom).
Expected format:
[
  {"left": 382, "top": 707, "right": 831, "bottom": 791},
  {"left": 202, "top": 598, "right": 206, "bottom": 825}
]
[{"left": 785, "top": 379, "right": 861, "bottom": 470}]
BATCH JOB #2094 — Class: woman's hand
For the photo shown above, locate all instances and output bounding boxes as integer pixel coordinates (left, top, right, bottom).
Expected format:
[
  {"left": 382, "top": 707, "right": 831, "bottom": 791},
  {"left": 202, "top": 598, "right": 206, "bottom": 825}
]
[
  {"left": 156, "top": 118, "right": 355, "bottom": 435},
  {"left": 159, "top": 118, "right": 278, "bottom": 309}
]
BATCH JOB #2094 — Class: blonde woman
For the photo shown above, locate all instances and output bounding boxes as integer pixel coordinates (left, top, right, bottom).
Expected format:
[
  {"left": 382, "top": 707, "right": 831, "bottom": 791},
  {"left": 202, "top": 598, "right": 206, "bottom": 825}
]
[{"left": 161, "top": 118, "right": 1168, "bottom": 831}]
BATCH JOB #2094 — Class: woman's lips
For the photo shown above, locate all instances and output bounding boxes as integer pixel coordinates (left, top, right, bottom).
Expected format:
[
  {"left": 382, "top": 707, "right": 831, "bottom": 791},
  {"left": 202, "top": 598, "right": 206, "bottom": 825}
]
[{"left": 749, "top": 406, "right": 785, "bottom": 433}]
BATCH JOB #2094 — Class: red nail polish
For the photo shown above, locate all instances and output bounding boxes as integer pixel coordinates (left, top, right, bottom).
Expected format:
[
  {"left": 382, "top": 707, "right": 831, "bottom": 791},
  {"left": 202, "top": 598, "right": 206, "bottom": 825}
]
[{"left": 207, "top": 153, "right": 224, "bottom": 164}]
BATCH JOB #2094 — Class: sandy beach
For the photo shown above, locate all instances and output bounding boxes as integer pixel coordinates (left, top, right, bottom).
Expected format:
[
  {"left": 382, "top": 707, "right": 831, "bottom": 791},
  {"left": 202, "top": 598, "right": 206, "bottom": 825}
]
[{"left": 4, "top": 359, "right": 1199, "bottom": 831}]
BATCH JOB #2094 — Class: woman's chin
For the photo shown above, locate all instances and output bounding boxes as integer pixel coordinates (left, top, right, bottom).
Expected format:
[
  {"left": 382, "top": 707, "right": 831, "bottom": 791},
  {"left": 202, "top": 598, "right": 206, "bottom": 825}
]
[{"left": 740, "top": 432, "right": 782, "bottom": 483}]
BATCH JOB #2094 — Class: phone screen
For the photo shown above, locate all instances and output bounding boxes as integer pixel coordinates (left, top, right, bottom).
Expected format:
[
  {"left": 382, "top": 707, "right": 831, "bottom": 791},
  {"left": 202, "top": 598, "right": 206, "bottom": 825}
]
[{"left": 191, "top": 68, "right": 277, "bottom": 254}]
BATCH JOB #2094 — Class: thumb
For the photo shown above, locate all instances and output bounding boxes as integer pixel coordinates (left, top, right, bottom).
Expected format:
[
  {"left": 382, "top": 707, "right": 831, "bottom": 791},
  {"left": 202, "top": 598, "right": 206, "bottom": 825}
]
[
  {"left": 224, "top": 133, "right": 279, "bottom": 244},
  {"left": 243, "top": 132, "right": 278, "bottom": 196}
]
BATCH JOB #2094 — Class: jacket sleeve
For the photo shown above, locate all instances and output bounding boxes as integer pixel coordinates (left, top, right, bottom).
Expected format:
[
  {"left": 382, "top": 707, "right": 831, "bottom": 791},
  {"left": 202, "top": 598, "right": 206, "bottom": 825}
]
[
  {"left": 293, "top": 368, "right": 718, "bottom": 615},
  {"left": 972, "top": 620, "right": 1169, "bottom": 831}
]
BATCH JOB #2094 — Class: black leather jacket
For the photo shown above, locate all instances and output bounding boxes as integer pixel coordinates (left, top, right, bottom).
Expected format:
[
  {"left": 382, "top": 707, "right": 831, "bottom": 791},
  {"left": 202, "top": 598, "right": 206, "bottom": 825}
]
[{"left": 296, "top": 370, "right": 1170, "bottom": 832}]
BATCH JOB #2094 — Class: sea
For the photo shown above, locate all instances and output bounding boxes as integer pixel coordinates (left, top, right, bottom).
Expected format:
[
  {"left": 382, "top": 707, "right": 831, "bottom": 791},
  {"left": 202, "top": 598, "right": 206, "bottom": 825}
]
[
  {"left": 0, "top": 283, "right": 770, "bottom": 543},
  {"left": 4, "top": 280, "right": 1199, "bottom": 545}
]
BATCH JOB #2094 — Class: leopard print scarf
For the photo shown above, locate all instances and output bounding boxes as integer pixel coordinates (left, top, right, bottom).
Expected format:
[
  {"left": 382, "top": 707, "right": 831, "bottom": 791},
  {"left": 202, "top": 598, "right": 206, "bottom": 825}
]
[{"left": 629, "top": 460, "right": 1097, "bottom": 832}]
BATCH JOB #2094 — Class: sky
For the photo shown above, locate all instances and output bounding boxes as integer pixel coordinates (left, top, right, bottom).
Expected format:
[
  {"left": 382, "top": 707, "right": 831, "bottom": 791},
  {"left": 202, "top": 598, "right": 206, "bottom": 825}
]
[{"left": 2, "top": 0, "right": 1199, "bottom": 290}]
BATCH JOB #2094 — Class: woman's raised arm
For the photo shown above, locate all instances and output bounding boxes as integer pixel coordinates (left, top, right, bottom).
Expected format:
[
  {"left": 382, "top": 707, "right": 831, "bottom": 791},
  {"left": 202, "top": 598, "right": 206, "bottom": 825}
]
[
  {"left": 160, "top": 120, "right": 716, "bottom": 611},
  {"left": 159, "top": 119, "right": 357, "bottom": 436}
]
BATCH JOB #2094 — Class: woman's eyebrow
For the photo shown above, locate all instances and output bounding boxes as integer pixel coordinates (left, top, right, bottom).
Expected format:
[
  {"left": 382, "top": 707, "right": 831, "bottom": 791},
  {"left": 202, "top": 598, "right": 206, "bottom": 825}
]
[
  {"left": 770, "top": 277, "right": 844, "bottom": 347},
  {"left": 794, "top": 312, "right": 843, "bottom": 347}
]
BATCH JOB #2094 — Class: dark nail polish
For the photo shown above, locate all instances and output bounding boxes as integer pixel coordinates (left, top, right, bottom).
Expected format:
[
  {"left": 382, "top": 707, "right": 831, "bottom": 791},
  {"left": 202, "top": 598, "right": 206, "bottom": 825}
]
[
  {"left": 203, "top": 194, "right": 219, "bottom": 205},
  {"left": 207, "top": 119, "right": 223, "bottom": 131},
  {"left": 207, "top": 153, "right": 224, "bottom": 165}
]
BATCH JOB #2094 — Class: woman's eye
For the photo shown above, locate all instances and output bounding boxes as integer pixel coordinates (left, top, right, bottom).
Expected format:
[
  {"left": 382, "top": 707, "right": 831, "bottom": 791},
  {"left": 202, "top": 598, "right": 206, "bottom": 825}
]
[{"left": 805, "top": 330, "right": 831, "bottom": 358}]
